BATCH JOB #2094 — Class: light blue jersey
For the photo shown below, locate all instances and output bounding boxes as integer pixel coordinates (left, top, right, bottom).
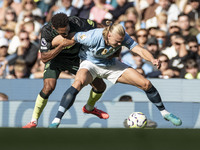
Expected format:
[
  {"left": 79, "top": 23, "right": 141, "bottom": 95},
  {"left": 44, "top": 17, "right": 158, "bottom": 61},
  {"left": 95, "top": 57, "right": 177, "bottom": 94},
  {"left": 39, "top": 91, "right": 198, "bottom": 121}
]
[{"left": 74, "top": 28, "right": 138, "bottom": 66}]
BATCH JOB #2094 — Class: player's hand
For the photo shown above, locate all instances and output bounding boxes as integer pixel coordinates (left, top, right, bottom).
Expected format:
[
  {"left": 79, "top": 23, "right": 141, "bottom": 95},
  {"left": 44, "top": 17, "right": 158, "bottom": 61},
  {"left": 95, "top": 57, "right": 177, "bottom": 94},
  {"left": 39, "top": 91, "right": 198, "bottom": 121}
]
[
  {"left": 52, "top": 35, "right": 75, "bottom": 48},
  {"left": 61, "top": 38, "right": 75, "bottom": 49},
  {"left": 151, "top": 59, "right": 161, "bottom": 69}
]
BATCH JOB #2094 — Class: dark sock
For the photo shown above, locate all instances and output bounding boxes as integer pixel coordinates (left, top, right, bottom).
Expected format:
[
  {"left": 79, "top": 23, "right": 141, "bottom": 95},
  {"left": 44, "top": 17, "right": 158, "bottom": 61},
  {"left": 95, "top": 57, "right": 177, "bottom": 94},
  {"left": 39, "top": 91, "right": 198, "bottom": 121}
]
[
  {"left": 40, "top": 91, "right": 49, "bottom": 99},
  {"left": 145, "top": 85, "right": 165, "bottom": 111},
  {"left": 55, "top": 86, "right": 79, "bottom": 119}
]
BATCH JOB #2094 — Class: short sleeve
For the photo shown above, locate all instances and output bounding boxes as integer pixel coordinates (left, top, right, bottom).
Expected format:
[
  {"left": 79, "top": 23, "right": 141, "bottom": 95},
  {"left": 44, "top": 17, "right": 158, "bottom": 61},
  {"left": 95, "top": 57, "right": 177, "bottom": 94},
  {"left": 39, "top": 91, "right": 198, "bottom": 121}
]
[
  {"left": 74, "top": 30, "right": 94, "bottom": 47},
  {"left": 39, "top": 28, "right": 53, "bottom": 52},
  {"left": 122, "top": 33, "right": 138, "bottom": 50},
  {"left": 69, "top": 16, "right": 97, "bottom": 32}
]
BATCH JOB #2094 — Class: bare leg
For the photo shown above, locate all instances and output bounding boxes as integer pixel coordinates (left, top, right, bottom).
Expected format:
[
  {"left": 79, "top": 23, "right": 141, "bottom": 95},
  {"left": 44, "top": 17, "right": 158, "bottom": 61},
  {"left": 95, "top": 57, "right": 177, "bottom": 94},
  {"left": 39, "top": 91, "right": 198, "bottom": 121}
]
[
  {"left": 117, "top": 68, "right": 182, "bottom": 126},
  {"left": 22, "top": 78, "right": 57, "bottom": 128},
  {"left": 32, "top": 78, "right": 57, "bottom": 121},
  {"left": 50, "top": 69, "right": 93, "bottom": 126}
]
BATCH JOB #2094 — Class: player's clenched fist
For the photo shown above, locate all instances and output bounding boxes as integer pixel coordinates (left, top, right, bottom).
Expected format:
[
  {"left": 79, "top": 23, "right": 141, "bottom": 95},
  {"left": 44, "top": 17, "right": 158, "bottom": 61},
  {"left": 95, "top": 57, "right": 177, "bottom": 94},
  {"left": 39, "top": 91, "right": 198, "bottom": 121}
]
[{"left": 151, "top": 59, "right": 161, "bottom": 69}]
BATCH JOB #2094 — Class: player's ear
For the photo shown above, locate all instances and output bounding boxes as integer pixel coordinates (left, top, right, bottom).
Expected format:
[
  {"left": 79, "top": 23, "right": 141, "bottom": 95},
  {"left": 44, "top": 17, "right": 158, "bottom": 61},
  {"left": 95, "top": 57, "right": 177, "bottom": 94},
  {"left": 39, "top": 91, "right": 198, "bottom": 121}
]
[
  {"left": 52, "top": 25, "right": 56, "bottom": 30},
  {"left": 108, "top": 31, "right": 112, "bottom": 38}
]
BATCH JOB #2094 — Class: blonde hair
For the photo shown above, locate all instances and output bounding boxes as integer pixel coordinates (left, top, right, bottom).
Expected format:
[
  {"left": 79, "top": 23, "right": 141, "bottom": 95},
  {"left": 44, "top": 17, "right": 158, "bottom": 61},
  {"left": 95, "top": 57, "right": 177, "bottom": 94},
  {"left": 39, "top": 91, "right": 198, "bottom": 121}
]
[
  {"left": 156, "top": 12, "right": 167, "bottom": 24},
  {"left": 196, "top": 18, "right": 200, "bottom": 27},
  {"left": 103, "top": 22, "right": 125, "bottom": 40},
  {"left": 155, "top": 29, "right": 166, "bottom": 36},
  {"left": 22, "top": 0, "right": 37, "bottom": 10},
  {"left": 125, "top": 7, "right": 139, "bottom": 18},
  {"left": 14, "top": 60, "right": 27, "bottom": 73},
  {"left": 125, "top": 7, "right": 141, "bottom": 30}
]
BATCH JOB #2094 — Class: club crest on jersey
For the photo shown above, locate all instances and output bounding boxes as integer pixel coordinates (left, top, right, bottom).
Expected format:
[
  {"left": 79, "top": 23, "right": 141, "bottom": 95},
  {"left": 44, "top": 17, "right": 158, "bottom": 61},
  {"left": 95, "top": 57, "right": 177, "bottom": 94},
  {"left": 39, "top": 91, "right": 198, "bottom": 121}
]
[
  {"left": 41, "top": 38, "right": 47, "bottom": 46},
  {"left": 101, "top": 49, "right": 108, "bottom": 55},
  {"left": 87, "top": 19, "right": 95, "bottom": 27},
  {"left": 79, "top": 34, "right": 86, "bottom": 40},
  {"left": 45, "top": 63, "right": 50, "bottom": 69}
]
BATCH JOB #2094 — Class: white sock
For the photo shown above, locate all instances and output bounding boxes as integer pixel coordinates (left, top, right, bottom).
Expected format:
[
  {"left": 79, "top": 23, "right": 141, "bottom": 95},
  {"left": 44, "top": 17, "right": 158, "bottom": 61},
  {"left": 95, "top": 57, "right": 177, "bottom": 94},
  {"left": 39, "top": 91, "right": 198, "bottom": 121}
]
[
  {"left": 160, "top": 109, "right": 170, "bottom": 117},
  {"left": 31, "top": 118, "right": 37, "bottom": 124},
  {"left": 52, "top": 118, "right": 61, "bottom": 124},
  {"left": 85, "top": 104, "right": 94, "bottom": 111}
]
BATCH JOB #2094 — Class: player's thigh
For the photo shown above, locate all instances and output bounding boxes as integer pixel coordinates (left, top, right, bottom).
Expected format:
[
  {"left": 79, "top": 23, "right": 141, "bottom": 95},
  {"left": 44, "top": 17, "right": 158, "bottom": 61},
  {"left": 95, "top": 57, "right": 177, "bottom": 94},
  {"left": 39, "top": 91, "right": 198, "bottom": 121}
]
[
  {"left": 90, "top": 78, "right": 106, "bottom": 92},
  {"left": 53, "top": 56, "right": 80, "bottom": 75},
  {"left": 117, "top": 67, "right": 151, "bottom": 90},
  {"left": 72, "top": 68, "right": 93, "bottom": 91},
  {"left": 42, "top": 61, "right": 61, "bottom": 93},
  {"left": 43, "top": 61, "right": 61, "bottom": 79}
]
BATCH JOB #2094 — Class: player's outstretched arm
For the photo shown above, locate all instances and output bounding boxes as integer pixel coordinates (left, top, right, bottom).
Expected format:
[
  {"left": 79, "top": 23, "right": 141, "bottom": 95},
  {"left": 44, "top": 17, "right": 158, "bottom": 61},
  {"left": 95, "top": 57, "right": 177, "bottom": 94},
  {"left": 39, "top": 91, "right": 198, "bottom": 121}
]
[{"left": 131, "top": 45, "right": 161, "bottom": 69}]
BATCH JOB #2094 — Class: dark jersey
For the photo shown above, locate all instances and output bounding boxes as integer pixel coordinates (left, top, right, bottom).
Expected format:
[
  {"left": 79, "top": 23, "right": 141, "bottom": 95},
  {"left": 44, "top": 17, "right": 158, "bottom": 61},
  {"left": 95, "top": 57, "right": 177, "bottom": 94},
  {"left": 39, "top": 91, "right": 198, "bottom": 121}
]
[{"left": 39, "top": 16, "right": 97, "bottom": 59}]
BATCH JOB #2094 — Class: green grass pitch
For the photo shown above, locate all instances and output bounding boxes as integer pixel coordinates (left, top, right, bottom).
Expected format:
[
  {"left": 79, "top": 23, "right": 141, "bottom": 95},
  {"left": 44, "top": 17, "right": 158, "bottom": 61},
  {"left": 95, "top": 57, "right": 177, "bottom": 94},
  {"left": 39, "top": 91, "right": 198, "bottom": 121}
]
[{"left": 0, "top": 128, "right": 199, "bottom": 150}]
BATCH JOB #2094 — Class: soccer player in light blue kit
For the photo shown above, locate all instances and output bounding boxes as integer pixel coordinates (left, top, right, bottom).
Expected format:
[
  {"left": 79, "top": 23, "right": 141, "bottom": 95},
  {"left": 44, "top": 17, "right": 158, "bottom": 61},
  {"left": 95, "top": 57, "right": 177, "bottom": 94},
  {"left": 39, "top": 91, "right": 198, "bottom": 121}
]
[{"left": 49, "top": 23, "right": 182, "bottom": 128}]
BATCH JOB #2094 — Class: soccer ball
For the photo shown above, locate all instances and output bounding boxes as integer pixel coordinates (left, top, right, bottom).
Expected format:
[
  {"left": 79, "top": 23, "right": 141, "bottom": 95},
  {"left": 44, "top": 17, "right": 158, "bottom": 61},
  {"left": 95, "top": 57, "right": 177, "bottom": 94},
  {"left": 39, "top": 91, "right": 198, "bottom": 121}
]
[{"left": 127, "top": 112, "right": 147, "bottom": 128}]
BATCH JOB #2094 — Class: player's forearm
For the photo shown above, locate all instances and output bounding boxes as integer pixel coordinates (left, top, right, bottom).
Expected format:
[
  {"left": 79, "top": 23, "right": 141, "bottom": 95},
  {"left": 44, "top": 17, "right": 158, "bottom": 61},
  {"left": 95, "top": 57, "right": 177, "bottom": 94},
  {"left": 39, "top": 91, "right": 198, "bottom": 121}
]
[
  {"left": 131, "top": 45, "right": 154, "bottom": 62},
  {"left": 41, "top": 45, "right": 64, "bottom": 63},
  {"left": 52, "top": 35, "right": 76, "bottom": 48},
  {"left": 141, "top": 49, "right": 155, "bottom": 62}
]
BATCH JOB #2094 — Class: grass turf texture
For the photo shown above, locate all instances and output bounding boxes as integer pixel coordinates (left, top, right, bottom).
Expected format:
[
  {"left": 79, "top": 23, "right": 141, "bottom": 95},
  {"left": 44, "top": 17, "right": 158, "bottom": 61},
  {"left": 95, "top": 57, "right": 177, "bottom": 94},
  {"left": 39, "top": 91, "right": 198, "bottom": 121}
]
[{"left": 0, "top": 128, "right": 199, "bottom": 150}]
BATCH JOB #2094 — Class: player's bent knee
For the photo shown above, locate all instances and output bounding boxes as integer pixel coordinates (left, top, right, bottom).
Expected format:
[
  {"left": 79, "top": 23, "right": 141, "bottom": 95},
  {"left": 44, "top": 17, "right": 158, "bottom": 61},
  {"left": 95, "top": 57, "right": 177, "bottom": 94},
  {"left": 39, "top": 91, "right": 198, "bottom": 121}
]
[
  {"left": 141, "top": 80, "right": 151, "bottom": 91},
  {"left": 95, "top": 81, "right": 106, "bottom": 92},
  {"left": 72, "top": 80, "right": 86, "bottom": 91},
  {"left": 91, "top": 78, "right": 106, "bottom": 92},
  {"left": 43, "top": 81, "right": 56, "bottom": 94},
  {"left": 43, "top": 85, "right": 55, "bottom": 95}
]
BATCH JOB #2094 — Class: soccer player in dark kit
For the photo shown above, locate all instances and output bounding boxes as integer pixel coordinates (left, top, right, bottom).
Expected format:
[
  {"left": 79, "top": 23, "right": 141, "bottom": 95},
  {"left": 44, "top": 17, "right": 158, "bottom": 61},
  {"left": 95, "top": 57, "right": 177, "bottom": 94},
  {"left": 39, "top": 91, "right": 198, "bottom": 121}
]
[{"left": 23, "top": 13, "right": 108, "bottom": 128}]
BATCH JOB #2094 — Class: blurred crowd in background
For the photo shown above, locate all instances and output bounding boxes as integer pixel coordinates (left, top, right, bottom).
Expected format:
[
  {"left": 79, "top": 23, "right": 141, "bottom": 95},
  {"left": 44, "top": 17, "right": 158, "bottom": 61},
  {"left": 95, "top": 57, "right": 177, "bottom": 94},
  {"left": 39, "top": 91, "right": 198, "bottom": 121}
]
[{"left": 0, "top": 0, "right": 200, "bottom": 80}]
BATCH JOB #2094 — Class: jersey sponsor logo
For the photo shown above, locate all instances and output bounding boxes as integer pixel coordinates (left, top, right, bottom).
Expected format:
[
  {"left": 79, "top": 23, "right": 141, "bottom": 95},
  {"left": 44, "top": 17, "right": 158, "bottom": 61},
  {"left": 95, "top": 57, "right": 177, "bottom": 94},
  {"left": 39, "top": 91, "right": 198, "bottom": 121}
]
[
  {"left": 41, "top": 38, "right": 47, "bottom": 46},
  {"left": 101, "top": 48, "right": 117, "bottom": 55},
  {"left": 41, "top": 46, "right": 47, "bottom": 50},
  {"left": 87, "top": 19, "right": 95, "bottom": 27}
]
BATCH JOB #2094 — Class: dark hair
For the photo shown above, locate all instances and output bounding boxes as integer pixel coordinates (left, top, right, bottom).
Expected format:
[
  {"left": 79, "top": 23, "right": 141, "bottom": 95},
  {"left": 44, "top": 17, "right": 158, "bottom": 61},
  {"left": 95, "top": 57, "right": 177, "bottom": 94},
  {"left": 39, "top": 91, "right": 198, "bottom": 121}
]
[
  {"left": 174, "top": 34, "right": 184, "bottom": 40},
  {"left": 51, "top": 13, "right": 69, "bottom": 29},
  {"left": 18, "top": 30, "right": 29, "bottom": 36},
  {"left": 169, "top": 32, "right": 181, "bottom": 38},
  {"left": 0, "top": 92, "right": 8, "bottom": 101},
  {"left": 119, "top": 95, "right": 132, "bottom": 102},
  {"left": 178, "top": 13, "right": 189, "bottom": 20},
  {"left": 158, "top": 53, "right": 169, "bottom": 62},
  {"left": 189, "top": 0, "right": 199, "bottom": 3},
  {"left": 125, "top": 20, "right": 135, "bottom": 26},
  {"left": 187, "top": 36, "right": 198, "bottom": 43},
  {"left": 185, "top": 59, "right": 198, "bottom": 69}
]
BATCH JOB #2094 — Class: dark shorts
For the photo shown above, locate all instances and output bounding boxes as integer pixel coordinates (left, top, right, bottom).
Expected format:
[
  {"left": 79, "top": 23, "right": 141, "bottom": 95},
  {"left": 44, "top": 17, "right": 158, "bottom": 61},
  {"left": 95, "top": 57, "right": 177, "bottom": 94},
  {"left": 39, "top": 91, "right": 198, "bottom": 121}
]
[{"left": 43, "top": 57, "right": 80, "bottom": 79}]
